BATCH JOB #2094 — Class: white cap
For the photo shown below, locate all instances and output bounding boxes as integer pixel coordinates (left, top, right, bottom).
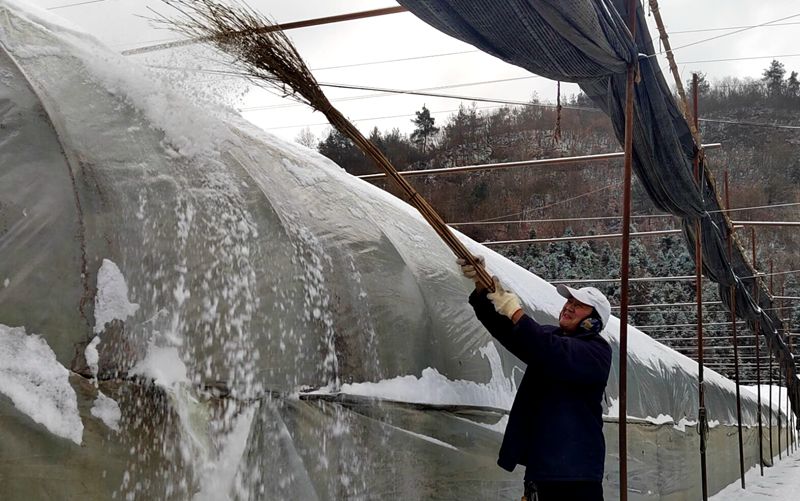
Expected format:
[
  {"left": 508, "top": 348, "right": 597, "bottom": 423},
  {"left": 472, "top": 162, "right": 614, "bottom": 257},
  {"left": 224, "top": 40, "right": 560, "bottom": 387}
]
[{"left": 556, "top": 284, "right": 611, "bottom": 329}]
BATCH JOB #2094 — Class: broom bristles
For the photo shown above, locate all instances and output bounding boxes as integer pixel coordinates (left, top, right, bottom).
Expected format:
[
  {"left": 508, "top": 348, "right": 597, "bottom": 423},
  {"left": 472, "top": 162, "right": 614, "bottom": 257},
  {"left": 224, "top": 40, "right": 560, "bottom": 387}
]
[
  {"left": 157, "top": 0, "right": 493, "bottom": 290},
  {"left": 157, "top": 0, "right": 326, "bottom": 111}
]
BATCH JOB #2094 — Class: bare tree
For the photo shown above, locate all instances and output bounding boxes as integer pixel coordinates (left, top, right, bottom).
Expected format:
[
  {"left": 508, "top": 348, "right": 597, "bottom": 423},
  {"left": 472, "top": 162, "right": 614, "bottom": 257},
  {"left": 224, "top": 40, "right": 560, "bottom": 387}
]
[{"left": 295, "top": 127, "right": 317, "bottom": 149}]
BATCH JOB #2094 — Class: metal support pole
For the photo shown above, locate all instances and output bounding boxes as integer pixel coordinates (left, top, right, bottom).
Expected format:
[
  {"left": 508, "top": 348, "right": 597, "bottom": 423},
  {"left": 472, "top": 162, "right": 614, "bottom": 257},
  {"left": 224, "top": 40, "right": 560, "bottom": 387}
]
[
  {"left": 769, "top": 260, "right": 775, "bottom": 461},
  {"left": 779, "top": 366, "right": 783, "bottom": 459},
  {"left": 618, "top": 2, "right": 638, "bottom": 500},
  {"left": 783, "top": 282, "right": 790, "bottom": 455},
  {"left": 692, "top": 74, "right": 709, "bottom": 501},
  {"left": 725, "top": 171, "right": 746, "bottom": 487},
  {"left": 783, "top": 332, "right": 795, "bottom": 452},
  {"left": 752, "top": 228, "right": 765, "bottom": 475},
  {"left": 776, "top": 265, "right": 782, "bottom": 460}
]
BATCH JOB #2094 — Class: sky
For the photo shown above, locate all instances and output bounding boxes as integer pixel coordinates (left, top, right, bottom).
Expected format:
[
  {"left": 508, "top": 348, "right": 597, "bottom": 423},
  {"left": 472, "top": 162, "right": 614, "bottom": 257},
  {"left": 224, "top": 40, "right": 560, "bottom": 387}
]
[{"left": 26, "top": 0, "right": 800, "bottom": 143}]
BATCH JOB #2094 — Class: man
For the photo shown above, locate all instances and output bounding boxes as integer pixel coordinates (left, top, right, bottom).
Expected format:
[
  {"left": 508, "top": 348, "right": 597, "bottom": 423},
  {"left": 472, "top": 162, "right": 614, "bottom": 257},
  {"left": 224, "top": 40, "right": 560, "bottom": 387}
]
[{"left": 458, "top": 257, "right": 612, "bottom": 501}]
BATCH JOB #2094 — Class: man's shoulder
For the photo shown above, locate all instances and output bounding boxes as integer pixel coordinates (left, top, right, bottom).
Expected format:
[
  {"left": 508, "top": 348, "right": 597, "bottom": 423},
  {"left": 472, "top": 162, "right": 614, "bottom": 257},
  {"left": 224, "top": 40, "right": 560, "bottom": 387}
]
[{"left": 572, "top": 330, "right": 613, "bottom": 353}]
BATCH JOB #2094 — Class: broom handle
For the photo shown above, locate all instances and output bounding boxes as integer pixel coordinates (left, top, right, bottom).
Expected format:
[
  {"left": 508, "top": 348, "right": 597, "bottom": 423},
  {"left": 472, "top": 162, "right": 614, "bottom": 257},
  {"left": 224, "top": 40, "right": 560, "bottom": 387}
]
[{"left": 321, "top": 104, "right": 495, "bottom": 292}]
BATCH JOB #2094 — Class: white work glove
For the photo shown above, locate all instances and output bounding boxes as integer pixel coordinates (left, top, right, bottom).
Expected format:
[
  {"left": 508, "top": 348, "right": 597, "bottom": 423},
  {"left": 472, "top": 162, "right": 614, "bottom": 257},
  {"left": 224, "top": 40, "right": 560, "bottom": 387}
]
[
  {"left": 456, "top": 255, "right": 485, "bottom": 283},
  {"left": 487, "top": 276, "right": 522, "bottom": 319}
]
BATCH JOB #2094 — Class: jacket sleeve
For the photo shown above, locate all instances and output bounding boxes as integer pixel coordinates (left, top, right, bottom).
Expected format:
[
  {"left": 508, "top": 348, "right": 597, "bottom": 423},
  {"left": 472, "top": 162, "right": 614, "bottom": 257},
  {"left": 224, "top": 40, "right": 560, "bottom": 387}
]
[
  {"left": 469, "top": 289, "right": 611, "bottom": 386},
  {"left": 469, "top": 288, "right": 538, "bottom": 365}
]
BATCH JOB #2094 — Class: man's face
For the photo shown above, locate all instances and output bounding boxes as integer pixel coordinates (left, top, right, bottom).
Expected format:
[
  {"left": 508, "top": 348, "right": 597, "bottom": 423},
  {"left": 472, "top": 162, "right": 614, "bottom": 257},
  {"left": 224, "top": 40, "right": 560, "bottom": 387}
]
[{"left": 559, "top": 296, "right": 594, "bottom": 333}]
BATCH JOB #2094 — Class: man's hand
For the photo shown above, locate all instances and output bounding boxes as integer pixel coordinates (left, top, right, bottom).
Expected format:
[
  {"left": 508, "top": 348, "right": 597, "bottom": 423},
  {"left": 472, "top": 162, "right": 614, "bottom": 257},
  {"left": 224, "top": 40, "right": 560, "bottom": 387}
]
[
  {"left": 488, "top": 276, "right": 523, "bottom": 322},
  {"left": 457, "top": 255, "right": 485, "bottom": 285}
]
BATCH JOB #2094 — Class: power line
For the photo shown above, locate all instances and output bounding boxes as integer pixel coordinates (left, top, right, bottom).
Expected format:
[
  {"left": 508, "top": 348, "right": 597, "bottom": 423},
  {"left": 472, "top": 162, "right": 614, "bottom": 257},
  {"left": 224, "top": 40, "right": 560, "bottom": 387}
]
[
  {"left": 700, "top": 118, "right": 800, "bottom": 130},
  {"left": 669, "top": 21, "right": 800, "bottom": 35},
  {"left": 612, "top": 301, "right": 724, "bottom": 309},
  {"left": 359, "top": 145, "right": 720, "bottom": 181},
  {"left": 312, "top": 49, "right": 478, "bottom": 71},
  {"left": 451, "top": 214, "right": 672, "bottom": 226},
  {"left": 655, "top": 12, "right": 800, "bottom": 56},
  {"left": 239, "top": 75, "right": 539, "bottom": 113},
  {"left": 47, "top": 0, "right": 108, "bottom": 10},
  {"left": 549, "top": 276, "right": 696, "bottom": 285},
  {"left": 261, "top": 103, "right": 507, "bottom": 131},
  {"left": 148, "top": 62, "right": 800, "bottom": 132},
  {"left": 477, "top": 182, "right": 623, "bottom": 223},
  {"left": 450, "top": 201, "right": 800, "bottom": 226},
  {"left": 235, "top": 78, "right": 800, "bottom": 132},
  {"left": 680, "top": 53, "right": 800, "bottom": 65},
  {"left": 483, "top": 228, "right": 682, "bottom": 246}
]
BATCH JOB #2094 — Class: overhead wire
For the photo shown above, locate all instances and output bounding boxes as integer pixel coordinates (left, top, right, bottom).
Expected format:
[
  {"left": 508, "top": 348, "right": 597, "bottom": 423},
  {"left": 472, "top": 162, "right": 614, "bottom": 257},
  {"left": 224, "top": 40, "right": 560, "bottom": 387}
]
[
  {"left": 239, "top": 75, "right": 540, "bottom": 113},
  {"left": 652, "top": 12, "right": 800, "bottom": 56},
  {"left": 452, "top": 201, "right": 800, "bottom": 227},
  {"left": 261, "top": 103, "right": 508, "bottom": 131},
  {"left": 47, "top": 0, "right": 109, "bottom": 10},
  {"left": 669, "top": 22, "right": 800, "bottom": 35}
]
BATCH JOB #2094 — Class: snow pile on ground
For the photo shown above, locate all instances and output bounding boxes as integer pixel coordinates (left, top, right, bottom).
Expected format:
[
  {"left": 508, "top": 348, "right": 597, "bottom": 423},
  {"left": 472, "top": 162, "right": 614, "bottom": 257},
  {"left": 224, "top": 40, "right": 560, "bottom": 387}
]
[
  {"left": 0, "top": 324, "right": 83, "bottom": 444},
  {"left": 93, "top": 259, "right": 139, "bottom": 334},
  {"left": 312, "top": 343, "right": 516, "bottom": 410},
  {"left": 710, "top": 452, "right": 800, "bottom": 500}
]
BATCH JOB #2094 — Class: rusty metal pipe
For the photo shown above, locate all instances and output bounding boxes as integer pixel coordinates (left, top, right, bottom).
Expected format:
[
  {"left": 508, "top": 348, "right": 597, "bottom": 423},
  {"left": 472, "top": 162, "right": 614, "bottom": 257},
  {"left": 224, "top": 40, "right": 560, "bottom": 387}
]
[
  {"left": 618, "top": 2, "right": 639, "bottom": 499},
  {"left": 752, "top": 228, "right": 764, "bottom": 475},
  {"left": 692, "top": 73, "right": 709, "bottom": 501},
  {"left": 724, "top": 171, "right": 746, "bottom": 488}
]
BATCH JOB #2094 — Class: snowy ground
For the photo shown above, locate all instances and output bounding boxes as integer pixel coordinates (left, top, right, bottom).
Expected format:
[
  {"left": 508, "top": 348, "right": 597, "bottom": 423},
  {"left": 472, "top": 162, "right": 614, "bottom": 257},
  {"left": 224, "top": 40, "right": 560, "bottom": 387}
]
[{"left": 710, "top": 450, "right": 800, "bottom": 500}]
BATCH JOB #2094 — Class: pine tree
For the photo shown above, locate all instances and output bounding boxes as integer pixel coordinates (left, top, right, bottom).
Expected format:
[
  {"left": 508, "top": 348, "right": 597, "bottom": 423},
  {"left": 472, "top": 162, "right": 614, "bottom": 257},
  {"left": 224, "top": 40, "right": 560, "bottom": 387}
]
[
  {"left": 762, "top": 59, "right": 786, "bottom": 96},
  {"left": 317, "top": 128, "right": 371, "bottom": 175},
  {"left": 787, "top": 71, "right": 800, "bottom": 98},
  {"left": 410, "top": 105, "right": 439, "bottom": 153}
]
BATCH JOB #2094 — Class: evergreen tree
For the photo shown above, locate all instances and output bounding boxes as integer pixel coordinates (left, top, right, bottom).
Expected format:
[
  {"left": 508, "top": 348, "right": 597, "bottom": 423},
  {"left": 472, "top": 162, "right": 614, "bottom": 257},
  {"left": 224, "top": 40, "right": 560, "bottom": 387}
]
[
  {"left": 762, "top": 59, "right": 786, "bottom": 96},
  {"left": 410, "top": 105, "right": 439, "bottom": 153},
  {"left": 317, "top": 128, "right": 370, "bottom": 175},
  {"left": 787, "top": 71, "right": 800, "bottom": 98},
  {"left": 685, "top": 72, "right": 711, "bottom": 96}
]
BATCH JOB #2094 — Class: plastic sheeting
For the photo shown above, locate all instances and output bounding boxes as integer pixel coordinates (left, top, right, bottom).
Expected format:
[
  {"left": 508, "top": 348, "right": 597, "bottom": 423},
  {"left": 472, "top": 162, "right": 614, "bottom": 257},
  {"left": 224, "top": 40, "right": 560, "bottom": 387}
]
[
  {"left": 398, "top": 0, "right": 799, "bottom": 434},
  {"left": 0, "top": 2, "right": 792, "bottom": 500}
]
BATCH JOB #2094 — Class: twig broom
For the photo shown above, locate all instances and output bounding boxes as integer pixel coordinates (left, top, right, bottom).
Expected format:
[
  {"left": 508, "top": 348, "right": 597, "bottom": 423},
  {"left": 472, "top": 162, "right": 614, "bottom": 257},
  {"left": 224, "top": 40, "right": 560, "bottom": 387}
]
[{"left": 156, "top": 0, "right": 494, "bottom": 290}]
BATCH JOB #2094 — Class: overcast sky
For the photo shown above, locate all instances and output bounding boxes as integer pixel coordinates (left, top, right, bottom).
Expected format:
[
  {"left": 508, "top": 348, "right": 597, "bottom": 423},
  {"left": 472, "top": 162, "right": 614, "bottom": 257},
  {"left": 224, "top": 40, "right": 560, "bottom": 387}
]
[{"left": 28, "top": 0, "right": 800, "bottom": 143}]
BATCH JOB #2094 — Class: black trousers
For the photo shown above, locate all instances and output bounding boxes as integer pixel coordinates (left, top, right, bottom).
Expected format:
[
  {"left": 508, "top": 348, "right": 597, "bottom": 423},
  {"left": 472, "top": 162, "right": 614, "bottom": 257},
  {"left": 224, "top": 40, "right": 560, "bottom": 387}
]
[{"left": 523, "top": 480, "right": 604, "bottom": 501}]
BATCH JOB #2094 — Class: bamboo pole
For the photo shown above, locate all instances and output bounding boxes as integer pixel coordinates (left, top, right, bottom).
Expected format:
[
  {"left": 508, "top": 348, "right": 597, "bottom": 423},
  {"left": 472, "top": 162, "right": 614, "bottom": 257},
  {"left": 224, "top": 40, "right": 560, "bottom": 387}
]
[{"left": 647, "top": 0, "right": 700, "bottom": 142}]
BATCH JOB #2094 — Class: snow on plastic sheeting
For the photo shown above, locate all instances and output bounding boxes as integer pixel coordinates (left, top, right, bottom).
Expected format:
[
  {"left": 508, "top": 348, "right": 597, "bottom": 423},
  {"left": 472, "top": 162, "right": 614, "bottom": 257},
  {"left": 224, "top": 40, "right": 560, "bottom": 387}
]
[
  {"left": 0, "top": 324, "right": 83, "bottom": 444},
  {"left": 91, "top": 391, "right": 121, "bottom": 432},
  {"left": 308, "top": 342, "right": 516, "bottom": 410},
  {"left": 85, "top": 336, "right": 101, "bottom": 379},
  {"left": 195, "top": 404, "right": 257, "bottom": 501},
  {"left": 94, "top": 258, "right": 139, "bottom": 334},
  {"left": 0, "top": 0, "right": 85, "bottom": 33},
  {"left": 130, "top": 340, "right": 189, "bottom": 389}
]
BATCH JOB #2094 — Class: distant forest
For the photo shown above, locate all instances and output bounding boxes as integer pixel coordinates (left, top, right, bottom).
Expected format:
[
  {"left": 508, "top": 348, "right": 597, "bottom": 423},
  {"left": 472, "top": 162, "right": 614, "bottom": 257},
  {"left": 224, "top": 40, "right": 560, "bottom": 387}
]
[{"left": 304, "top": 60, "right": 800, "bottom": 380}]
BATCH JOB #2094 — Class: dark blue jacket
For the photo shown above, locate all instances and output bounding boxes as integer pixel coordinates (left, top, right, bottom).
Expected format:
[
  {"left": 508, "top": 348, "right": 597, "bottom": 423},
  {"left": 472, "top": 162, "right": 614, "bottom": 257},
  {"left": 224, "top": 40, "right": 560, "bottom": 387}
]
[{"left": 469, "top": 289, "right": 612, "bottom": 482}]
